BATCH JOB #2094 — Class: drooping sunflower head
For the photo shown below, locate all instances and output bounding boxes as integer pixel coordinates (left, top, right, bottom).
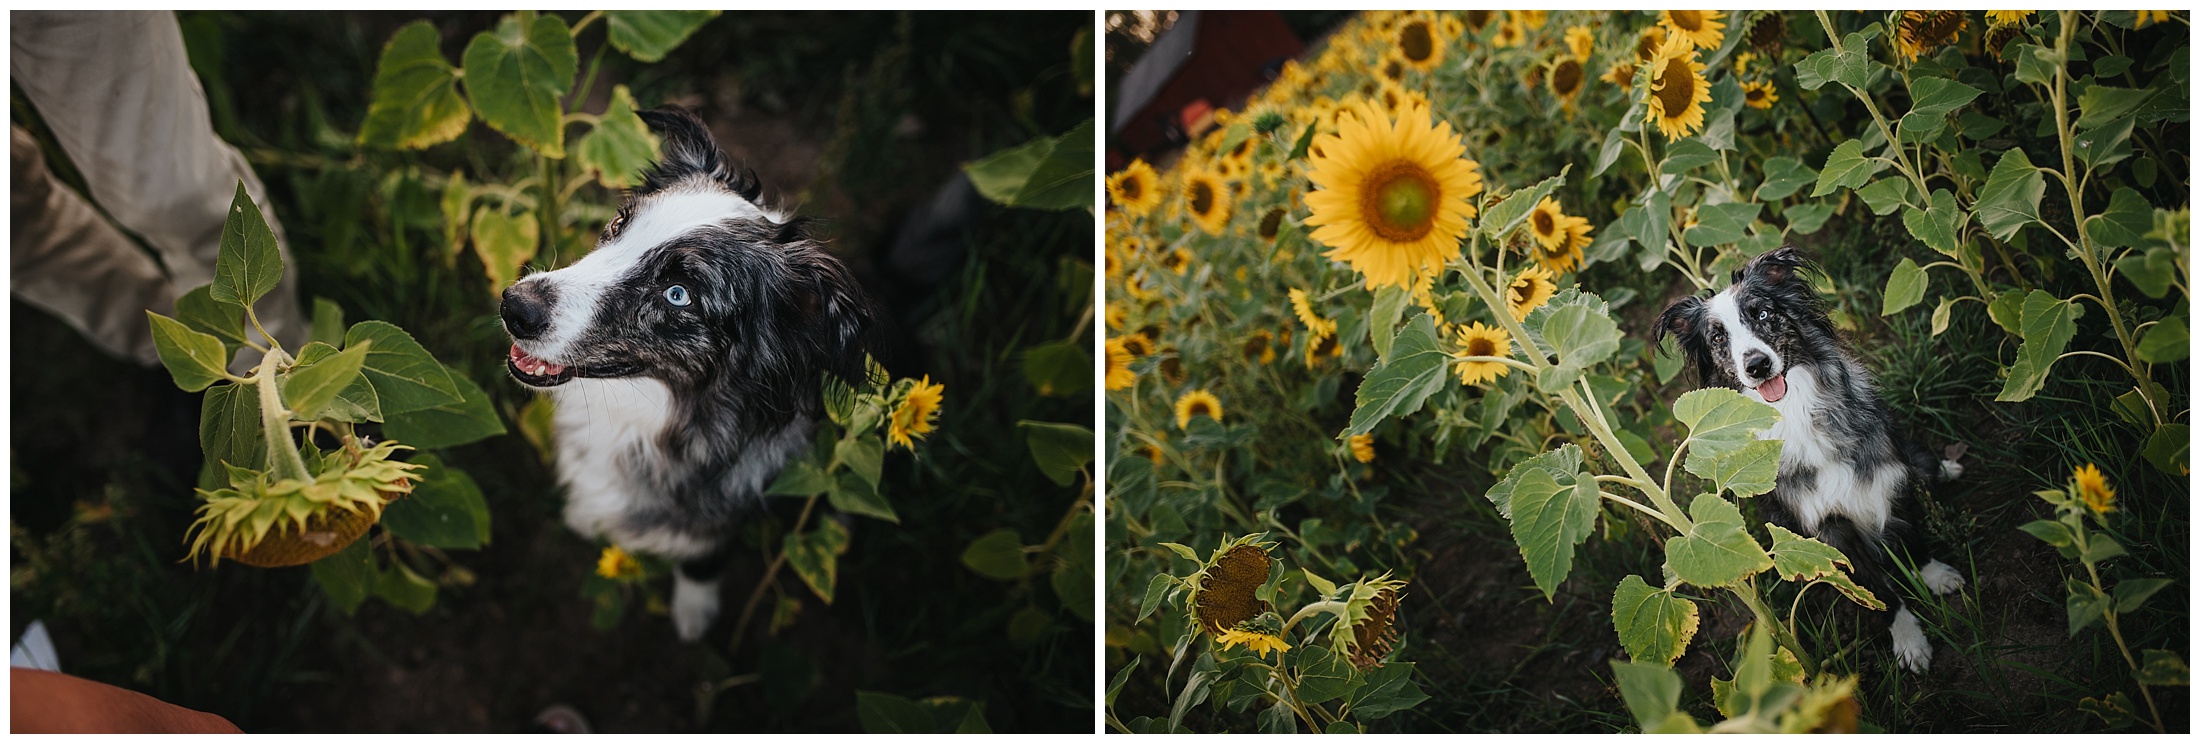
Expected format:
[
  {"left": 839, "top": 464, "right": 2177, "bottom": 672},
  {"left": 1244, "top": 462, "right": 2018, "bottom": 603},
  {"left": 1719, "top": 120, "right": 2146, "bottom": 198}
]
[
  {"left": 1349, "top": 433, "right": 1377, "bottom": 463},
  {"left": 1550, "top": 57, "right": 1588, "bottom": 109},
  {"left": 1742, "top": 79, "right": 1779, "bottom": 109},
  {"left": 1453, "top": 322, "right": 1514, "bottom": 385},
  {"left": 1745, "top": 10, "right": 1788, "bottom": 56},
  {"left": 1302, "top": 99, "right": 1484, "bottom": 290},
  {"left": 886, "top": 375, "right": 945, "bottom": 450},
  {"left": 1257, "top": 206, "right": 1289, "bottom": 241},
  {"left": 2073, "top": 463, "right": 2117, "bottom": 516},
  {"left": 1394, "top": 11, "right": 1444, "bottom": 72},
  {"left": 1306, "top": 332, "right": 1343, "bottom": 368},
  {"left": 1104, "top": 337, "right": 1136, "bottom": 391},
  {"left": 1644, "top": 35, "right": 1713, "bottom": 140},
  {"left": 1564, "top": 25, "right": 1595, "bottom": 62},
  {"left": 1108, "top": 160, "right": 1164, "bottom": 217},
  {"left": 1896, "top": 10, "right": 1967, "bottom": 63},
  {"left": 1340, "top": 576, "right": 1409, "bottom": 669},
  {"left": 1174, "top": 388, "right": 1224, "bottom": 430},
  {"left": 1181, "top": 169, "right": 1232, "bottom": 235},
  {"left": 1660, "top": 10, "right": 1727, "bottom": 49},
  {"left": 1465, "top": 9, "right": 1496, "bottom": 33},
  {"left": 1187, "top": 536, "right": 1274, "bottom": 635},
  {"left": 1507, "top": 265, "right": 1559, "bottom": 320}
]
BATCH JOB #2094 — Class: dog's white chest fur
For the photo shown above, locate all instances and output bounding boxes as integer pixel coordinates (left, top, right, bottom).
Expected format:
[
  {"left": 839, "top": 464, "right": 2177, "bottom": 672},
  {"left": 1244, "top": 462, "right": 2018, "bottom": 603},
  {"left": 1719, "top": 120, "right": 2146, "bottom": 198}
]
[
  {"left": 1749, "top": 366, "right": 1896, "bottom": 534},
  {"left": 545, "top": 377, "right": 705, "bottom": 557}
]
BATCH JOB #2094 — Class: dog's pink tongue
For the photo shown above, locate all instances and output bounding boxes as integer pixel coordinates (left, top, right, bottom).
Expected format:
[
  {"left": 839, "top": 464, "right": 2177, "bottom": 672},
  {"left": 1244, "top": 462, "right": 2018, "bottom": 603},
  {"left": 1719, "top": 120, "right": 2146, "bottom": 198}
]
[
  {"left": 1758, "top": 374, "right": 1787, "bottom": 403},
  {"left": 510, "top": 344, "right": 566, "bottom": 375}
]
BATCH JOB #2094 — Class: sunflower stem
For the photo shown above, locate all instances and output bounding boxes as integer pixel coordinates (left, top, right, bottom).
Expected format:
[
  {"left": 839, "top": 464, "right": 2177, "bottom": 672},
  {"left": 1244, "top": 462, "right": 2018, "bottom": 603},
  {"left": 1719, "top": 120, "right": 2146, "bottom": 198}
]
[{"left": 254, "top": 346, "right": 312, "bottom": 483}]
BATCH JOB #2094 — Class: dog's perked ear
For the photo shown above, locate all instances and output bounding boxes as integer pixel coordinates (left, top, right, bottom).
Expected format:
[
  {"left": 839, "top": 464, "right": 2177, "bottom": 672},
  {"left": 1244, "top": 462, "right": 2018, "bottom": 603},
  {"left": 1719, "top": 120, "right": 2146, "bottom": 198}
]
[
  {"left": 636, "top": 106, "right": 765, "bottom": 203},
  {"left": 1736, "top": 245, "right": 1810, "bottom": 287},
  {"left": 772, "top": 231, "right": 876, "bottom": 388},
  {"left": 1655, "top": 295, "right": 1704, "bottom": 342}
]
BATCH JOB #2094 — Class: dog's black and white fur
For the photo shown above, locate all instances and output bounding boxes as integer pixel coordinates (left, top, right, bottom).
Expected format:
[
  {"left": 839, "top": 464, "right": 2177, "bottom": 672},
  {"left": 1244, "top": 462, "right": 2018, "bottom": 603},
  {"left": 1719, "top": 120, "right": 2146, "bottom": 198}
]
[
  {"left": 1656, "top": 247, "right": 1966, "bottom": 672},
  {"left": 499, "top": 107, "right": 873, "bottom": 641}
]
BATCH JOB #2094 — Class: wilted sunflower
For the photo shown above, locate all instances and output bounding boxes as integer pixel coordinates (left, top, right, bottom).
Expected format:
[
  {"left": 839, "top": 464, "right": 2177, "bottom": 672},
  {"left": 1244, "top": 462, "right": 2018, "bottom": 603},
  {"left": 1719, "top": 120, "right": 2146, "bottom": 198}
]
[
  {"left": 1187, "top": 537, "right": 1273, "bottom": 635},
  {"left": 1174, "top": 389, "right": 1224, "bottom": 430},
  {"left": 1394, "top": 11, "right": 1444, "bottom": 72},
  {"left": 1550, "top": 57, "right": 1588, "bottom": 111},
  {"left": 1108, "top": 159, "right": 1163, "bottom": 217},
  {"left": 1104, "top": 337, "right": 1136, "bottom": 391},
  {"left": 596, "top": 545, "right": 644, "bottom": 580},
  {"left": 1341, "top": 578, "right": 1408, "bottom": 670},
  {"left": 1453, "top": 322, "right": 1514, "bottom": 385},
  {"left": 1744, "top": 10, "right": 1787, "bottom": 56},
  {"left": 1742, "top": 79, "right": 1779, "bottom": 109},
  {"left": 2073, "top": 463, "right": 2116, "bottom": 515},
  {"left": 1507, "top": 265, "right": 1558, "bottom": 320},
  {"left": 1660, "top": 10, "right": 1726, "bottom": 49},
  {"left": 1564, "top": 25, "right": 1595, "bottom": 61},
  {"left": 1302, "top": 99, "right": 1484, "bottom": 290},
  {"left": 1895, "top": 10, "right": 1966, "bottom": 63},
  {"left": 1644, "top": 35, "right": 1712, "bottom": 139},
  {"left": 1181, "top": 168, "right": 1232, "bottom": 235},
  {"left": 1983, "top": 10, "right": 2033, "bottom": 27},
  {"left": 886, "top": 375, "right": 945, "bottom": 450},
  {"left": 1349, "top": 433, "right": 1377, "bottom": 463}
]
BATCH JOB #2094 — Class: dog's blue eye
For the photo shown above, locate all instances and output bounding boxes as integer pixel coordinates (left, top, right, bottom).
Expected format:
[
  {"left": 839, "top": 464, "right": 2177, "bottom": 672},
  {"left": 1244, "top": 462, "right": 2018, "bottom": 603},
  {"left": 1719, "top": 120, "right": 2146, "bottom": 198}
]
[
  {"left": 664, "top": 285, "right": 691, "bottom": 306},
  {"left": 1756, "top": 308, "right": 1769, "bottom": 320}
]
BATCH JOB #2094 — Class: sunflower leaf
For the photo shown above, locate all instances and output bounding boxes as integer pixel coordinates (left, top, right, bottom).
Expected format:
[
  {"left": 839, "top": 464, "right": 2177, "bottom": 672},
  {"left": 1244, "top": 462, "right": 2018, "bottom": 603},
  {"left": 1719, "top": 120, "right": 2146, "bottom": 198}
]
[
  {"left": 1976, "top": 148, "right": 2045, "bottom": 240},
  {"left": 1345, "top": 314, "right": 1448, "bottom": 437},
  {"left": 1881, "top": 258, "right": 1928, "bottom": 315},
  {"left": 1535, "top": 303, "right": 1622, "bottom": 394},
  {"left": 357, "top": 21, "right": 471, "bottom": 150},
  {"left": 1613, "top": 575, "right": 1699, "bottom": 666},
  {"left": 1480, "top": 165, "right": 1570, "bottom": 240},
  {"left": 1664, "top": 494, "right": 1773, "bottom": 588},
  {"left": 604, "top": 10, "right": 718, "bottom": 63},
  {"left": 1755, "top": 157, "right": 1817, "bottom": 201},
  {"left": 1997, "top": 290, "right": 2083, "bottom": 402},
  {"left": 1812, "top": 139, "right": 1882, "bottom": 197},
  {"left": 460, "top": 11, "right": 577, "bottom": 158}
]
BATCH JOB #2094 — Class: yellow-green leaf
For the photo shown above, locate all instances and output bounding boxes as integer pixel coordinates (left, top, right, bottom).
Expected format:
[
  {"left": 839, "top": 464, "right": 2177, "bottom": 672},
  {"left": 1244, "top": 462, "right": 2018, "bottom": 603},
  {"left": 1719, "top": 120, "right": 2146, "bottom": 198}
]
[
  {"left": 1664, "top": 494, "right": 1773, "bottom": 588},
  {"left": 358, "top": 21, "right": 472, "bottom": 150},
  {"left": 605, "top": 10, "right": 718, "bottom": 63},
  {"left": 1881, "top": 257, "right": 1927, "bottom": 315},
  {"left": 1613, "top": 575, "right": 1699, "bottom": 666},
  {"left": 472, "top": 206, "right": 540, "bottom": 293},
  {"left": 148, "top": 312, "right": 231, "bottom": 392},
  {"left": 573, "top": 85, "right": 659, "bottom": 188},
  {"left": 460, "top": 11, "right": 577, "bottom": 157},
  {"left": 211, "top": 181, "right": 283, "bottom": 308},
  {"left": 785, "top": 518, "right": 851, "bottom": 603},
  {"left": 282, "top": 339, "right": 371, "bottom": 420}
]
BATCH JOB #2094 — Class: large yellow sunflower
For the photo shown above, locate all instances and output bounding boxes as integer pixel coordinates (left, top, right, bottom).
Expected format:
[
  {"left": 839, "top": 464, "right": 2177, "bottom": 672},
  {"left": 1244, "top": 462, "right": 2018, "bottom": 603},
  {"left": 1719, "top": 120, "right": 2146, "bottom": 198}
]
[
  {"left": 1174, "top": 389, "right": 1224, "bottom": 430},
  {"left": 1741, "top": 79, "right": 1779, "bottom": 109},
  {"left": 1453, "top": 322, "right": 1514, "bottom": 385},
  {"left": 1660, "top": 10, "right": 1727, "bottom": 49},
  {"left": 1108, "top": 160, "right": 1163, "bottom": 217},
  {"left": 1895, "top": 10, "right": 1966, "bottom": 63},
  {"left": 1303, "top": 100, "right": 1484, "bottom": 290},
  {"left": 1105, "top": 337, "right": 1136, "bottom": 391},
  {"left": 1182, "top": 168, "right": 1232, "bottom": 235},
  {"left": 887, "top": 375, "right": 945, "bottom": 450},
  {"left": 1644, "top": 35, "right": 1713, "bottom": 139},
  {"left": 1393, "top": 11, "right": 1444, "bottom": 73},
  {"left": 2073, "top": 463, "right": 2116, "bottom": 515},
  {"left": 1507, "top": 265, "right": 1558, "bottom": 320}
]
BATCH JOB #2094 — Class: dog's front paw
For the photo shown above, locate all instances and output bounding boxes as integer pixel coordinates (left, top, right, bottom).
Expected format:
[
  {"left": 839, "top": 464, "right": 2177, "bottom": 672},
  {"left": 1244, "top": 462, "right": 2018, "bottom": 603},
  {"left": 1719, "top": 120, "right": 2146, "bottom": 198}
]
[
  {"left": 1939, "top": 459, "right": 1965, "bottom": 481},
  {"left": 1890, "top": 606, "right": 1932, "bottom": 673},
  {"left": 671, "top": 574, "right": 722, "bottom": 643},
  {"left": 1919, "top": 559, "right": 1966, "bottom": 596}
]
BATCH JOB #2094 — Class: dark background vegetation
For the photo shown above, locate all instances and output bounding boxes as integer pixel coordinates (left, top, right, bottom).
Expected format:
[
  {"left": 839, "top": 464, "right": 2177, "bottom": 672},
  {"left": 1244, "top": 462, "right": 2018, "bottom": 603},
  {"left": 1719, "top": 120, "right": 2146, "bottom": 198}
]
[
  {"left": 1104, "top": 11, "right": 2188, "bottom": 733},
  {"left": 12, "top": 10, "right": 1092, "bottom": 733}
]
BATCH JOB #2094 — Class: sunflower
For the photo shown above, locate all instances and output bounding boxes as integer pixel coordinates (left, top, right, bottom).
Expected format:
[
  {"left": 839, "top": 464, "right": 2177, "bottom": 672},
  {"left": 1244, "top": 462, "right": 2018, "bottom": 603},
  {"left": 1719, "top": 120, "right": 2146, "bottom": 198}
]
[
  {"left": 1634, "top": 24, "right": 1669, "bottom": 63},
  {"left": 1535, "top": 214, "right": 1592, "bottom": 275},
  {"left": 1302, "top": 100, "right": 1484, "bottom": 290},
  {"left": 1164, "top": 247, "right": 1193, "bottom": 275},
  {"left": 1344, "top": 579, "right": 1407, "bottom": 670},
  {"left": 1105, "top": 301, "right": 1126, "bottom": 329},
  {"left": 1175, "top": 389, "right": 1224, "bottom": 430},
  {"left": 1742, "top": 79, "right": 1779, "bottom": 109},
  {"left": 1895, "top": 10, "right": 1966, "bottom": 63},
  {"left": 1306, "top": 332, "right": 1343, "bottom": 367},
  {"left": 1745, "top": 11, "right": 1788, "bottom": 56},
  {"left": 596, "top": 545, "right": 644, "bottom": 580},
  {"left": 1453, "top": 322, "right": 1514, "bottom": 385},
  {"left": 1603, "top": 61, "right": 1639, "bottom": 86},
  {"left": 1349, "top": 433, "right": 1377, "bottom": 463},
  {"left": 1393, "top": 11, "right": 1444, "bottom": 72},
  {"left": 1287, "top": 288, "right": 1334, "bottom": 337},
  {"left": 1465, "top": 9, "right": 1496, "bottom": 33},
  {"left": 1550, "top": 57, "right": 1588, "bottom": 111},
  {"left": 1442, "top": 15, "right": 1465, "bottom": 38},
  {"left": 1182, "top": 169, "right": 1232, "bottom": 235},
  {"left": 1141, "top": 437, "right": 1167, "bottom": 465},
  {"left": 1527, "top": 197, "right": 1570, "bottom": 252},
  {"left": 1374, "top": 82, "right": 1430, "bottom": 118},
  {"left": 887, "top": 375, "right": 945, "bottom": 450},
  {"left": 1644, "top": 35, "right": 1713, "bottom": 139},
  {"left": 2134, "top": 10, "right": 2176, "bottom": 28},
  {"left": 1564, "top": 25, "right": 1595, "bottom": 61},
  {"left": 1378, "top": 55, "right": 1407, "bottom": 84},
  {"left": 1243, "top": 329, "right": 1277, "bottom": 365},
  {"left": 1215, "top": 626, "right": 1292, "bottom": 659},
  {"left": 1256, "top": 207, "right": 1289, "bottom": 242},
  {"left": 2073, "top": 463, "right": 2116, "bottom": 515},
  {"left": 1660, "top": 10, "right": 1726, "bottom": 49},
  {"left": 1493, "top": 20, "right": 1523, "bottom": 48},
  {"left": 1119, "top": 331, "right": 1155, "bottom": 358},
  {"left": 1512, "top": 10, "right": 1548, "bottom": 30},
  {"left": 1734, "top": 50, "right": 1758, "bottom": 76},
  {"left": 1983, "top": 10, "right": 2033, "bottom": 27},
  {"left": 1507, "top": 265, "right": 1558, "bottom": 320},
  {"left": 1188, "top": 539, "right": 1271, "bottom": 634},
  {"left": 1108, "top": 160, "right": 1163, "bottom": 217},
  {"left": 1105, "top": 337, "right": 1136, "bottom": 391}
]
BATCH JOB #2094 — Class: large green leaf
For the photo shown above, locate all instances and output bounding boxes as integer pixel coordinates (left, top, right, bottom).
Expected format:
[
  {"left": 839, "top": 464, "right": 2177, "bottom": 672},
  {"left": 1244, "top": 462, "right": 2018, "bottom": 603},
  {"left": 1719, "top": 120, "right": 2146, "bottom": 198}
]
[
  {"left": 766, "top": 459, "right": 833, "bottom": 497},
  {"left": 1664, "top": 494, "right": 1773, "bottom": 588},
  {"left": 1345, "top": 662, "right": 1429, "bottom": 719},
  {"left": 1611, "top": 661, "right": 1694, "bottom": 732},
  {"left": 381, "top": 453, "right": 490, "bottom": 549},
  {"left": 1684, "top": 439, "right": 1782, "bottom": 497},
  {"left": 1661, "top": 140, "right": 1720, "bottom": 174},
  {"left": 177, "top": 284, "right": 250, "bottom": 355},
  {"left": 1897, "top": 77, "right": 1983, "bottom": 142},
  {"left": 1021, "top": 340, "right": 1091, "bottom": 397},
  {"left": 1792, "top": 44, "right": 1877, "bottom": 91},
  {"left": 1881, "top": 257, "right": 1928, "bottom": 315},
  {"left": 472, "top": 206, "right": 540, "bottom": 293},
  {"left": 2011, "top": 43, "right": 2059, "bottom": 86},
  {"left": 211, "top": 181, "right": 284, "bottom": 309},
  {"left": 1902, "top": 188, "right": 1967, "bottom": 257},
  {"left": 1613, "top": 575, "right": 1700, "bottom": 666},
  {"left": 1811, "top": 139, "right": 1882, "bottom": 197},
  {"left": 2138, "top": 316, "right": 2188, "bottom": 363},
  {"left": 2143, "top": 423, "right": 2186, "bottom": 476},
  {"left": 1481, "top": 168, "right": 1569, "bottom": 239},
  {"left": 1368, "top": 285, "right": 1409, "bottom": 359},
  {"left": 605, "top": 10, "right": 718, "bottom": 63},
  {"left": 199, "top": 382, "right": 263, "bottom": 474},
  {"left": 373, "top": 562, "right": 438, "bottom": 615},
  {"left": 1292, "top": 645, "right": 1360, "bottom": 705},
  {"left": 1767, "top": 525, "right": 1883, "bottom": 609},
  {"left": 357, "top": 21, "right": 471, "bottom": 150},
  {"left": 2118, "top": 246, "right": 2181, "bottom": 299},
  {"left": 1976, "top": 148, "right": 2045, "bottom": 240},
  {"left": 1346, "top": 314, "right": 1450, "bottom": 436},
  {"left": 1855, "top": 178, "right": 1912, "bottom": 216},
  {"left": 147, "top": 313, "right": 230, "bottom": 392},
  {"left": 1507, "top": 466, "right": 1600, "bottom": 599},
  {"left": 1783, "top": 203, "right": 1833, "bottom": 234},
  {"left": 785, "top": 518, "right": 851, "bottom": 603},
  {"left": 964, "top": 119, "right": 1094, "bottom": 211},
  {"left": 960, "top": 529, "right": 1026, "bottom": 580},
  {"left": 1755, "top": 157, "right": 1817, "bottom": 201},
  {"left": 1673, "top": 388, "right": 1781, "bottom": 459},
  {"left": 345, "top": 320, "right": 462, "bottom": 415},
  {"left": 1683, "top": 202, "right": 1761, "bottom": 247},
  {"left": 1996, "top": 290, "right": 2083, "bottom": 402},
  {"left": 573, "top": 85, "right": 658, "bottom": 188},
  {"left": 1535, "top": 303, "right": 1622, "bottom": 394},
  {"left": 827, "top": 470, "right": 897, "bottom": 523},
  {"left": 2136, "top": 650, "right": 2188, "bottom": 687},
  {"left": 460, "top": 11, "right": 578, "bottom": 157},
  {"left": 1021, "top": 421, "right": 1094, "bottom": 487},
  {"left": 1051, "top": 511, "right": 1095, "bottom": 622},
  {"left": 2087, "top": 187, "right": 2153, "bottom": 249},
  {"left": 2076, "top": 85, "right": 2155, "bottom": 130},
  {"left": 384, "top": 370, "right": 507, "bottom": 448},
  {"left": 1483, "top": 444, "right": 1583, "bottom": 520},
  {"left": 281, "top": 339, "right": 370, "bottom": 420}
]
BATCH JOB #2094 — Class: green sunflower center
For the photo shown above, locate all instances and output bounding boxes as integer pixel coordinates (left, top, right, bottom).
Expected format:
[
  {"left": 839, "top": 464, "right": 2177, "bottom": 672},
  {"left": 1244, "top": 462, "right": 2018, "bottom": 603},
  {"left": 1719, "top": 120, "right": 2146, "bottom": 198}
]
[
  {"left": 1362, "top": 161, "right": 1441, "bottom": 242},
  {"left": 1400, "top": 21, "right": 1434, "bottom": 62},
  {"left": 1467, "top": 336, "right": 1496, "bottom": 357},
  {"left": 1653, "top": 58, "right": 1695, "bottom": 115},
  {"left": 1189, "top": 180, "right": 1216, "bottom": 215}
]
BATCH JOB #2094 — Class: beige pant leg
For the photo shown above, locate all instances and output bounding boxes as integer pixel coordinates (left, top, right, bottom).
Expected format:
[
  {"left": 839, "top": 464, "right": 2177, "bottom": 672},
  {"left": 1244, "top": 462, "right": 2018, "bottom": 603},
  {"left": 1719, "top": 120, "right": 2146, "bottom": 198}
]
[
  {"left": 10, "top": 10, "right": 304, "bottom": 353},
  {"left": 10, "top": 126, "right": 174, "bottom": 364}
]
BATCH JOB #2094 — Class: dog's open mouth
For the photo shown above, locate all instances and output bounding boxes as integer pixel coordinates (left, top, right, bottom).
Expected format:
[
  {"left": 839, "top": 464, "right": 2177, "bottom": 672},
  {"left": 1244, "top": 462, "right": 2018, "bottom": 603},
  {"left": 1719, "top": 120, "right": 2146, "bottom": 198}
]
[
  {"left": 508, "top": 344, "right": 579, "bottom": 387},
  {"left": 1755, "top": 373, "right": 1788, "bottom": 403}
]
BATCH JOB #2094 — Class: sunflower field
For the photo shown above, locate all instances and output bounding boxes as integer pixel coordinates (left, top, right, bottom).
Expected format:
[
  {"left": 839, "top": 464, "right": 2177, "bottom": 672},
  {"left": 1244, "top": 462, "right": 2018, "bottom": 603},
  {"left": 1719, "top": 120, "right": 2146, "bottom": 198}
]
[{"left": 1103, "top": 10, "right": 2188, "bottom": 733}]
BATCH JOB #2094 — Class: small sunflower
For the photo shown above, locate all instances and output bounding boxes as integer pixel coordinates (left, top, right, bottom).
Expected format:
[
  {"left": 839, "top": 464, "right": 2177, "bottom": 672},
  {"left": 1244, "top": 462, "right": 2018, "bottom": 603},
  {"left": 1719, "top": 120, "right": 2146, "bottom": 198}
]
[
  {"left": 1603, "top": 60, "right": 1639, "bottom": 86},
  {"left": 1644, "top": 35, "right": 1713, "bottom": 139},
  {"left": 1526, "top": 197, "right": 1569, "bottom": 252},
  {"left": 1120, "top": 331, "right": 1155, "bottom": 358},
  {"left": 1660, "top": 10, "right": 1727, "bottom": 49},
  {"left": 1349, "top": 433, "right": 1377, "bottom": 463},
  {"left": 1465, "top": 9, "right": 1496, "bottom": 33},
  {"left": 2134, "top": 10, "right": 2176, "bottom": 28},
  {"left": 1895, "top": 10, "right": 1966, "bottom": 63},
  {"left": 1742, "top": 79, "right": 1779, "bottom": 109},
  {"left": 1535, "top": 214, "right": 1592, "bottom": 275},
  {"left": 1257, "top": 206, "right": 1288, "bottom": 241},
  {"left": 596, "top": 545, "right": 644, "bottom": 580},
  {"left": 1442, "top": 15, "right": 1465, "bottom": 38},
  {"left": 1634, "top": 24, "right": 1669, "bottom": 63},
  {"left": 1302, "top": 99, "right": 1484, "bottom": 290},
  {"left": 1105, "top": 301, "right": 1126, "bottom": 330},
  {"left": 1175, "top": 389, "right": 1224, "bottom": 430},
  {"left": 1734, "top": 50, "right": 1758, "bottom": 76},
  {"left": 1104, "top": 337, "right": 1136, "bottom": 391},
  {"left": 1394, "top": 11, "right": 1444, "bottom": 72},
  {"left": 1564, "top": 25, "right": 1595, "bottom": 61},
  {"left": 1512, "top": 10, "right": 1548, "bottom": 30},
  {"left": 1983, "top": 11, "right": 2033, "bottom": 27},
  {"left": 1550, "top": 57, "right": 1588, "bottom": 111},
  {"left": 1107, "top": 160, "right": 1164, "bottom": 217},
  {"left": 1288, "top": 288, "right": 1339, "bottom": 339},
  {"left": 1506, "top": 265, "right": 1558, "bottom": 320},
  {"left": 1306, "top": 332, "right": 1343, "bottom": 367},
  {"left": 1215, "top": 626, "right": 1292, "bottom": 659},
  {"left": 1242, "top": 329, "right": 1277, "bottom": 365},
  {"left": 1164, "top": 247, "right": 1193, "bottom": 275},
  {"left": 2073, "top": 463, "right": 2116, "bottom": 515},
  {"left": 1453, "top": 322, "right": 1514, "bottom": 385},
  {"left": 1493, "top": 20, "right": 1524, "bottom": 48},
  {"left": 1181, "top": 169, "right": 1232, "bottom": 235},
  {"left": 887, "top": 375, "right": 945, "bottom": 450}
]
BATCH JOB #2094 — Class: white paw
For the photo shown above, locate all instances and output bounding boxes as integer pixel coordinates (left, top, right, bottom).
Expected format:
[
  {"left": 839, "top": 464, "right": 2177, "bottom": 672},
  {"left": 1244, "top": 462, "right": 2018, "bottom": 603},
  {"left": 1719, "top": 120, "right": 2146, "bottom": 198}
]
[
  {"left": 1890, "top": 606, "right": 1932, "bottom": 673},
  {"left": 1919, "top": 559, "right": 1966, "bottom": 596},
  {"left": 671, "top": 573, "right": 722, "bottom": 643},
  {"left": 1939, "top": 459, "right": 1965, "bottom": 480}
]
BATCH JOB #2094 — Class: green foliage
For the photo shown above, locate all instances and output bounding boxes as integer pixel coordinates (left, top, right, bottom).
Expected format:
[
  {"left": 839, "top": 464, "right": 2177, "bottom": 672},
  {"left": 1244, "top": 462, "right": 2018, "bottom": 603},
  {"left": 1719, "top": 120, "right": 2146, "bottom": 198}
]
[{"left": 963, "top": 118, "right": 1095, "bottom": 211}]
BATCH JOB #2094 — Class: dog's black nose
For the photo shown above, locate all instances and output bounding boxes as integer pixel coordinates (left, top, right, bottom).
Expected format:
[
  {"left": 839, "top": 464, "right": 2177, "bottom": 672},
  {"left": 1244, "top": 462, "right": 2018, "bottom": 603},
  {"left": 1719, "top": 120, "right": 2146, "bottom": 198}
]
[
  {"left": 501, "top": 284, "right": 551, "bottom": 340},
  {"left": 1744, "top": 350, "right": 1772, "bottom": 381}
]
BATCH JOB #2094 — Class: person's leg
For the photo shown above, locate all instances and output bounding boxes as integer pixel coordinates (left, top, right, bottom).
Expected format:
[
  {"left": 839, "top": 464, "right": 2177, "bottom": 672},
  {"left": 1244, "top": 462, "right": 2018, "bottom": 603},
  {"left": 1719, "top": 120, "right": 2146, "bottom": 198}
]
[
  {"left": 11, "top": 10, "right": 304, "bottom": 350},
  {"left": 10, "top": 126, "right": 176, "bottom": 364}
]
